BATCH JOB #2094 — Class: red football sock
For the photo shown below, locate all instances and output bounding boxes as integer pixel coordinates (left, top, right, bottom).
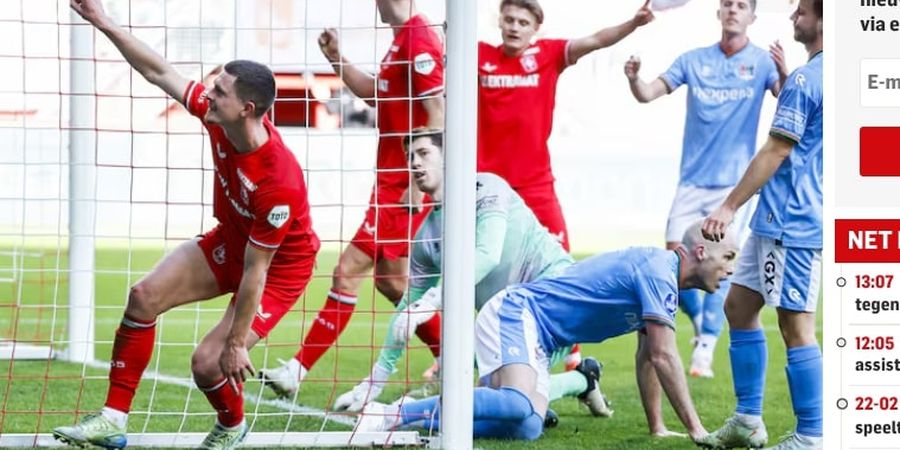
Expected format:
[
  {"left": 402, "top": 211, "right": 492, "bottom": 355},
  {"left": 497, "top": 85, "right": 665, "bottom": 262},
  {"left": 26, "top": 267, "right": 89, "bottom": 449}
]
[
  {"left": 105, "top": 315, "right": 157, "bottom": 413},
  {"left": 295, "top": 289, "right": 357, "bottom": 370},
  {"left": 415, "top": 313, "right": 442, "bottom": 358},
  {"left": 201, "top": 378, "right": 244, "bottom": 427}
]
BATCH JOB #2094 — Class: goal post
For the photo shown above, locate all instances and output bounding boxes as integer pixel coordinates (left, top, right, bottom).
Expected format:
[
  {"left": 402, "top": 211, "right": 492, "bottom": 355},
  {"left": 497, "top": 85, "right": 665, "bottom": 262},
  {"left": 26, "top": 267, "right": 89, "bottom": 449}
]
[{"left": 65, "top": 5, "right": 97, "bottom": 365}]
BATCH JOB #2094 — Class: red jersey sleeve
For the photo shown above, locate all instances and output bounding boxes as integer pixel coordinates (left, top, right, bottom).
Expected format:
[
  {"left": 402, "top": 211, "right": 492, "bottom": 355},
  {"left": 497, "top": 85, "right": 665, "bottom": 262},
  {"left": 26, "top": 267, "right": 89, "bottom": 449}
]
[
  {"left": 248, "top": 188, "right": 303, "bottom": 251},
  {"left": 409, "top": 28, "right": 444, "bottom": 98},
  {"left": 540, "top": 39, "right": 571, "bottom": 73},
  {"left": 181, "top": 81, "right": 210, "bottom": 120}
]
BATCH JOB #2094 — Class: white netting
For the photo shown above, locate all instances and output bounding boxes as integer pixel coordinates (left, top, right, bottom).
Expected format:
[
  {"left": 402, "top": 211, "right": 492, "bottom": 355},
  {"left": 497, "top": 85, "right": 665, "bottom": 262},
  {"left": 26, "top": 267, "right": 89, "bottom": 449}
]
[{"left": 0, "top": 0, "right": 448, "bottom": 447}]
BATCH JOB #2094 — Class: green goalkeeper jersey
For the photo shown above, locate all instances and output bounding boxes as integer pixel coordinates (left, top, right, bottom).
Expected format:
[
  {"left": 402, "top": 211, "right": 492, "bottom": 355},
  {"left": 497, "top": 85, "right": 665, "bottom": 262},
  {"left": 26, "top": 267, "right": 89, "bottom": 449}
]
[{"left": 409, "top": 173, "right": 573, "bottom": 309}]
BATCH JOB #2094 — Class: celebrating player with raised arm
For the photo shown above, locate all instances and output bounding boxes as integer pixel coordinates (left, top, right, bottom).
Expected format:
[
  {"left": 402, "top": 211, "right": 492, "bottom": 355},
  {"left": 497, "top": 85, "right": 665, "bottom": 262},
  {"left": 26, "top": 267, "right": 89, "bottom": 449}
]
[
  {"left": 624, "top": 0, "right": 788, "bottom": 379},
  {"left": 697, "top": 1, "right": 823, "bottom": 449},
  {"left": 478, "top": 0, "right": 653, "bottom": 252},
  {"left": 355, "top": 222, "right": 737, "bottom": 441},
  {"left": 331, "top": 129, "right": 611, "bottom": 422},
  {"left": 479, "top": 0, "right": 654, "bottom": 371},
  {"left": 54, "top": 1, "right": 320, "bottom": 449},
  {"left": 258, "top": 0, "right": 445, "bottom": 398}
]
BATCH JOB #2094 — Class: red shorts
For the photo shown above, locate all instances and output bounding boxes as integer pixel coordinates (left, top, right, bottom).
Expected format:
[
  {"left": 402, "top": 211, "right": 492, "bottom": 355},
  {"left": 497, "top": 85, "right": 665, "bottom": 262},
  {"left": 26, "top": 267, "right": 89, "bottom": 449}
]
[
  {"left": 197, "top": 226, "right": 314, "bottom": 338},
  {"left": 514, "top": 183, "right": 570, "bottom": 251},
  {"left": 350, "top": 189, "right": 429, "bottom": 261}
]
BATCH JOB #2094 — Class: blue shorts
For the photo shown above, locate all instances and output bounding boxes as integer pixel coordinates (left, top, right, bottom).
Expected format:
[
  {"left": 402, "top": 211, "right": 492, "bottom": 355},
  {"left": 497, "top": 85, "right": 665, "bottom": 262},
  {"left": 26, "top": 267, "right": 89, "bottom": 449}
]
[{"left": 731, "top": 234, "right": 822, "bottom": 313}]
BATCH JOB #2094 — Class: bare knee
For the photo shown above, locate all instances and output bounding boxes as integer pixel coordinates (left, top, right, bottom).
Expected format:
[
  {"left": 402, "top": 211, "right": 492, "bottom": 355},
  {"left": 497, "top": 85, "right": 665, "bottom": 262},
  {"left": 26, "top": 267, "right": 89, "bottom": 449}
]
[
  {"left": 724, "top": 285, "right": 763, "bottom": 330},
  {"left": 331, "top": 249, "right": 373, "bottom": 294},
  {"left": 374, "top": 276, "right": 406, "bottom": 304},
  {"left": 777, "top": 309, "right": 817, "bottom": 348},
  {"left": 191, "top": 344, "right": 221, "bottom": 385},
  {"left": 126, "top": 281, "right": 164, "bottom": 320}
]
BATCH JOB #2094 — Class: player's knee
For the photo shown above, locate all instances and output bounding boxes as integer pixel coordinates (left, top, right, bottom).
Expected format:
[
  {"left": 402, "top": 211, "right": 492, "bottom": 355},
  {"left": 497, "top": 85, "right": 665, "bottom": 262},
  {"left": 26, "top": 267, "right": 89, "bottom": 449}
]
[
  {"left": 499, "top": 387, "right": 535, "bottom": 421},
  {"left": 513, "top": 413, "right": 544, "bottom": 441},
  {"left": 777, "top": 310, "right": 817, "bottom": 347},
  {"left": 374, "top": 276, "right": 405, "bottom": 304},
  {"left": 190, "top": 346, "right": 219, "bottom": 381},
  {"left": 126, "top": 281, "right": 162, "bottom": 319},
  {"left": 331, "top": 263, "right": 364, "bottom": 293}
]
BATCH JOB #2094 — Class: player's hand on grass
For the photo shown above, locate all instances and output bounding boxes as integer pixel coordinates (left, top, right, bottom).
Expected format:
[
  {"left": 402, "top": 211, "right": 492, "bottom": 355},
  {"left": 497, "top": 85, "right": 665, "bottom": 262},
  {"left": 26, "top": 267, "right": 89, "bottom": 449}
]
[
  {"left": 70, "top": 0, "right": 110, "bottom": 27},
  {"left": 688, "top": 427, "right": 709, "bottom": 443},
  {"left": 702, "top": 205, "right": 734, "bottom": 242},
  {"left": 624, "top": 56, "right": 642, "bottom": 81},
  {"left": 651, "top": 428, "right": 688, "bottom": 438},
  {"left": 220, "top": 344, "right": 256, "bottom": 393},
  {"left": 334, "top": 365, "right": 390, "bottom": 411},
  {"left": 318, "top": 28, "right": 341, "bottom": 63},
  {"left": 633, "top": 0, "right": 656, "bottom": 27},
  {"left": 334, "top": 378, "right": 384, "bottom": 412}
]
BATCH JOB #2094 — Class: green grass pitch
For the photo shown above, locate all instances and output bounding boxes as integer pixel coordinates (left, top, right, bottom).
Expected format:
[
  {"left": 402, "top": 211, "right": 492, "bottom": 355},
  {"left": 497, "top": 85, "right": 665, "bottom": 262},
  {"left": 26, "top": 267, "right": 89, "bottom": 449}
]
[{"left": 0, "top": 243, "right": 819, "bottom": 449}]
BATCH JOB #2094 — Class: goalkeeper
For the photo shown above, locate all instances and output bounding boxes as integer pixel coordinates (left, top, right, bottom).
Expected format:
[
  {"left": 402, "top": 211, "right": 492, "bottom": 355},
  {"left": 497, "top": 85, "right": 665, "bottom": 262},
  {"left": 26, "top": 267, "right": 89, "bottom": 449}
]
[{"left": 333, "top": 128, "right": 611, "bottom": 420}]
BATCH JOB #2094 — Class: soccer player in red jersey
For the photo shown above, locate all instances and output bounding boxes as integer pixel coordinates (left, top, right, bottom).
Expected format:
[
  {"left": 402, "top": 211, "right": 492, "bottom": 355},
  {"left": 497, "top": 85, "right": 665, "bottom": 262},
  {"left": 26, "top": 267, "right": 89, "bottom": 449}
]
[
  {"left": 479, "top": 0, "right": 654, "bottom": 370},
  {"left": 53, "top": 1, "right": 320, "bottom": 449},
  {"left": 259, "top": 0, "right": 445, "bottom": 396},
  {"left": 479, "top": 0, "right": 654, "bottom": 252}
]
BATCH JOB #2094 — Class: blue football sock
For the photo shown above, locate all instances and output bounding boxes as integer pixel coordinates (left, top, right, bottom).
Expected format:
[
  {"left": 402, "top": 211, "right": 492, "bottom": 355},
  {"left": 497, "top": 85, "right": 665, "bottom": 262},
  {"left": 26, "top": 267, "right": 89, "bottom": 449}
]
[
  {"left": 679, "top": 289, "right": 703, "bottom": 334},
  {"left": 729, "top": 328, "right": 767, "bottom": 416},
  {"left": 786, "top": 344, "right": 823, "bottom": 437},
  {"left": 399, "top": 386, "right": 534, "bottom": 429},
  {"left": 399, "top": 396, "right": 440, "bottom": 427},
  {"left": 473, "top": 413, "right": 542, "bottom": 440},
  {"left": 700, "top": 279, "right": 728, "bottom": 337}
]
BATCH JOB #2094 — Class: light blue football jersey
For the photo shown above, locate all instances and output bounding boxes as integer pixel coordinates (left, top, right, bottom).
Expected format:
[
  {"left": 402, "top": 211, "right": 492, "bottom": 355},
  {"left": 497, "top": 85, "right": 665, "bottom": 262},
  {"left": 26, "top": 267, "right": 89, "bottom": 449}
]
[
  {"left": 749, "top": 52, "right": 823, "bottom": 249},
  {"left": 506, "top": 247, "right": 680, "bottom": 353},
  {"left": 662, "top": 43, "right": 777, "bottom": 188}
]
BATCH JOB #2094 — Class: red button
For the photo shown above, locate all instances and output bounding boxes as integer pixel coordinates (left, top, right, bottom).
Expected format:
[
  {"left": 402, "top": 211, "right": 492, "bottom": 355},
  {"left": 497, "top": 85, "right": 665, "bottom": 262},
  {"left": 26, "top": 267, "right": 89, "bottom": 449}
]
[
  {"left": 860, "top": 127, "right": 900, "bottom": 176},
  {"left": 836, "top": 219, "right": 900, "bottom": 262}
]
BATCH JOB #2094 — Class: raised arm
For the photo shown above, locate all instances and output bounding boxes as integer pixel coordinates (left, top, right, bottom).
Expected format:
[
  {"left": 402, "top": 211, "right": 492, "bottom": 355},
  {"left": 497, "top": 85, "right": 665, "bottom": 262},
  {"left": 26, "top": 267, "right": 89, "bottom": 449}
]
[
  {"left": 318, "top": 28, "right": 376, "bottom": 101},
  {"left": 643, "top": 321, "right": 707, "bottom": 442},
  {"left": 624, "top": 56, "right": 670, "bottom": 103},
  {"left": 70, "top": 0, "right": 189, "bottom": 101},
  {"left": 567, "top": 0, "right": 654, "bottom": 64}
]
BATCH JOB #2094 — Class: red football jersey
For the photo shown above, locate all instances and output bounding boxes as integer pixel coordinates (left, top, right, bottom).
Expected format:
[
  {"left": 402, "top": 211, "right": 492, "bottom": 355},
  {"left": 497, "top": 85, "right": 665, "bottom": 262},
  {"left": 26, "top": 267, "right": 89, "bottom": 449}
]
[
  {"left": 477, "top": 39, "right": 571, "bottom": 189},
  {"left": 182, "top": 81, "right": 320, "bottom": 264},
  {"left": 375, "top": 14, "right": 444, "bottom": 192}
]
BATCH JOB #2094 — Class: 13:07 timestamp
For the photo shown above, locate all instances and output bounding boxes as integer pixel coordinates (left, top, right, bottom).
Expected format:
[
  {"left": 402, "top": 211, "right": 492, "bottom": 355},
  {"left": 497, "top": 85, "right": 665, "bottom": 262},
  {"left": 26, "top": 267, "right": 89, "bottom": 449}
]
[{"left": 856, "top": 275, "right": 894, "bottom": 289}]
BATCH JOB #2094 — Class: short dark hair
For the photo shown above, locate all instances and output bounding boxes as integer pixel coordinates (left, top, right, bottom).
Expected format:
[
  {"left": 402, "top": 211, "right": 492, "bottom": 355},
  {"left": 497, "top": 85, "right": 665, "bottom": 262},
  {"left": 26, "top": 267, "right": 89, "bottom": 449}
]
[
  {"left": 720, "top": 0, "right": 757, "bottom": 12},
  {"left": 223, "top": 60, "right": 276, "bottom": 117},
  {"left": 403, "top": 128, "right": 444, "bottom": 152},
  {"left": 813, "top": 0, "right": 822, "bottom": 18},
  {"left": 500, "top": 0, "right": 544, "bottom": 25}
]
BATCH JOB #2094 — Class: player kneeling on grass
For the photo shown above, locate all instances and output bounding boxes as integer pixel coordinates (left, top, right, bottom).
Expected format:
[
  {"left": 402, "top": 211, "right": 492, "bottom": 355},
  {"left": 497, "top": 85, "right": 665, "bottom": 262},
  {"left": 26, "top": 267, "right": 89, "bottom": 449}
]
[
  {"left": 54, "top": 1, "right": 320, "bottom": 449},
  {"left": 328, "top": 128, "right": 611, "bottom": 421},
  {"left": 355, "top": 221, "right": 737, "bottom": 441}
]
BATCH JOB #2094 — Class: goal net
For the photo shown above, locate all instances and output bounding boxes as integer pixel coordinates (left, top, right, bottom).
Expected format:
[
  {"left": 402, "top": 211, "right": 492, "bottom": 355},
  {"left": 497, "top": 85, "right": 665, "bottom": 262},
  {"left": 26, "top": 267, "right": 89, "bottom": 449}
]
[{"left": 0, "top": 0, "right": 473, "bottom": 447}]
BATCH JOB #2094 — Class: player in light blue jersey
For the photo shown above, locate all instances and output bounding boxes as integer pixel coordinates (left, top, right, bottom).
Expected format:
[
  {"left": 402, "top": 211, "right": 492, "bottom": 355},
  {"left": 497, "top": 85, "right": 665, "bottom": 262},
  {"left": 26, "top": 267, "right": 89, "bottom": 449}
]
[
  {"left": 624, "top": 0, "right": 789, "bottom": 378},
  {"left": 698, "top": 1, "right": 822, "bottom": 449},
  {"left": 355, "top": 222, "right": 739, "bottom": 441},
  {"left": 329, "top": 129, "right": 611, "bottom": 421}
]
